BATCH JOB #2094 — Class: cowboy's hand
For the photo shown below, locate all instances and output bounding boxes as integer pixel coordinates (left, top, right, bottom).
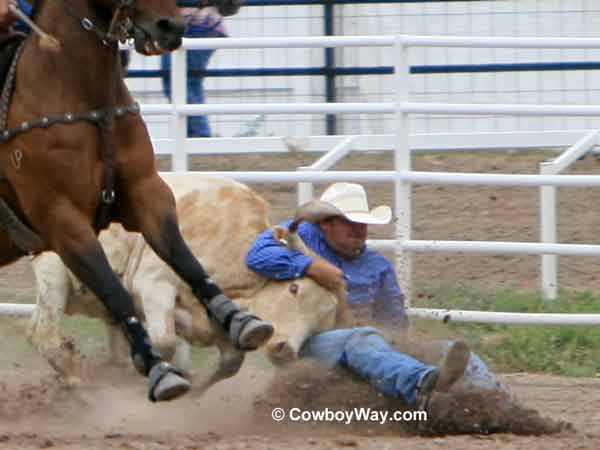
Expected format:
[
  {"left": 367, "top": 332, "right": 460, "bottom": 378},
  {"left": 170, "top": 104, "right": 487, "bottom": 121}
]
[{"left": 305, "top": 258, "right": 345, "bottom": 291}]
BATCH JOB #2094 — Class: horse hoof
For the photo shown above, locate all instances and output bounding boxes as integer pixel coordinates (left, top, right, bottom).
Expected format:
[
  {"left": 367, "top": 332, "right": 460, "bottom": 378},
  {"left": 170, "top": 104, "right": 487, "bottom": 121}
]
[
  {"left": 233, "top": 315, "right": 274, "bottom": 351},
  {"left": 148, "top": 362, "right": 191, "bottom": 402}
]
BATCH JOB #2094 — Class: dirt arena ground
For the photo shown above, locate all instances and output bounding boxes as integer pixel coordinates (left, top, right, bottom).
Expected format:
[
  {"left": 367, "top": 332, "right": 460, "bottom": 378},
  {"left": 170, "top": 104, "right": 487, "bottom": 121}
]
[{"left": 1, "top": 150, "right": 600, "bottom": 449}]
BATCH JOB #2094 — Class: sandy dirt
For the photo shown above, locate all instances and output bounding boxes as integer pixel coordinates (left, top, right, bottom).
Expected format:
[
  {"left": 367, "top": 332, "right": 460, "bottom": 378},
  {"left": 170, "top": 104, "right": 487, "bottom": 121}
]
[{"left": 1, "top": 151, "right": 600, "bottom": 449}]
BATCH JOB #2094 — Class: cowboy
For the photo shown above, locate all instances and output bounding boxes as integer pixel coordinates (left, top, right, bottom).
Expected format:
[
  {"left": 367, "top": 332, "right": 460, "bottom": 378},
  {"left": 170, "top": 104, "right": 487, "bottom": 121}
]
[
  {"left": 248, "top": 182, "right": 407, "bottom": 328},
  {"left": 246, "top": 182, "right": 509, "bottom": 410}
]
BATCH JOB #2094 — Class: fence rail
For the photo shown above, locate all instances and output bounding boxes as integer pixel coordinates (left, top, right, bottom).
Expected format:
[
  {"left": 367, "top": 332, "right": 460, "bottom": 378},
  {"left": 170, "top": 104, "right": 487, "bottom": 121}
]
[{"left": 152, "top": 33, "right": 600, "bottom": 326}]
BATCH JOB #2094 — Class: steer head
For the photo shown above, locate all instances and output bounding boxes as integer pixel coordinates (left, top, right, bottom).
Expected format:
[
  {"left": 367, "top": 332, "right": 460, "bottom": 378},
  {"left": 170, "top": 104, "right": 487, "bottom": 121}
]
[{"left": 271, "top": 223, "right": 352, "bottom": 328}]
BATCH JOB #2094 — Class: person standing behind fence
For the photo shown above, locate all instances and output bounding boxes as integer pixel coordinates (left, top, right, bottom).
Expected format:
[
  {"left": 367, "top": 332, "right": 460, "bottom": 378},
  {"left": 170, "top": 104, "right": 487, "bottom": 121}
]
[{"left": 161, "top": 1, "right": 230, "bottom": 138}]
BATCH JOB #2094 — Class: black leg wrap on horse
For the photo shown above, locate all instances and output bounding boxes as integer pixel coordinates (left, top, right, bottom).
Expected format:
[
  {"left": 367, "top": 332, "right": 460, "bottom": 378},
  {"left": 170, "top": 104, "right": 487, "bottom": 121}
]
[
  {"left": 202, "top": 294, "right": 274, "bottom": 351},
  {"left": 193, "top": 277, "right": 223, "bottom": 309},
  {"left": 205, "top": 293, "right": 241, "bottom": 330},
  {"left": 122, "top": 316, "right": 162, "bottom": 376}
]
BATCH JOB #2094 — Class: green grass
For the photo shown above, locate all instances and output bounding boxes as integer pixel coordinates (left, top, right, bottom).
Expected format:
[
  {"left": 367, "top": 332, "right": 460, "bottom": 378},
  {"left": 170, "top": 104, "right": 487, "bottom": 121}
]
[
  {"left": 411, "top": 283, "right": 600, "bottom": 377},
  {"left": 3, "top": 283, "right": 600, "bottom": 377}
]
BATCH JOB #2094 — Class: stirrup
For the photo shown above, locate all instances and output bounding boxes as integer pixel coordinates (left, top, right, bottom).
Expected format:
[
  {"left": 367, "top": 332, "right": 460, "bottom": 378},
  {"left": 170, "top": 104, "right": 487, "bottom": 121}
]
[
  {"left": 148, "top": 362, "right": 191, "bottom": 402},
  {"left": 229, "top": 312, "right": 274, "bottom": 351}
]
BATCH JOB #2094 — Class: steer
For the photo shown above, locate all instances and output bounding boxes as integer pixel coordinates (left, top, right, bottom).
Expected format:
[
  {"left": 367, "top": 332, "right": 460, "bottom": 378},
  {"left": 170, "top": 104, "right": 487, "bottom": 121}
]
[{"left": 27, "top": 174, "right": 347, "bottom": 391}]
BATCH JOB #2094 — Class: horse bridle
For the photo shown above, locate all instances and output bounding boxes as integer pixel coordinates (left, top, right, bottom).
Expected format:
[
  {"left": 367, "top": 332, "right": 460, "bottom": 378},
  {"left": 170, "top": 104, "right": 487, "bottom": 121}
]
[{"left": 59, "top": 0, "right": 137, "bottom": 46}]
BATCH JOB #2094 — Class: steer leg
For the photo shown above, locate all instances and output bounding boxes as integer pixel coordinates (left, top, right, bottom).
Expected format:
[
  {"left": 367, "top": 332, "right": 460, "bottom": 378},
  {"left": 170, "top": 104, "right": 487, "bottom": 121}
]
[
  {"left": 194, "top": 339, "right": 244, "bottom": 396},
  {"left": 123, "top": 176, "right": 274, "bottom": 352},
  {"left": 41, "top": 211, "right": 189, "bottom": 402},
  {"left": 28, "top": 252, "right": 85, "bottom": 385},
  {"left": 137, "top": 281, "right": 178, "bottom": 362},
  {"left": 107, "top": 322, "right": 131, "bottom": 369}
]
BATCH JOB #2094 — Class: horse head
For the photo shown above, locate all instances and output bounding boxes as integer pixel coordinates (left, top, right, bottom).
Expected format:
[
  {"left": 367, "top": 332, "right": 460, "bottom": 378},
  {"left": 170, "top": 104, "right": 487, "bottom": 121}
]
[{"left": 89, "top": 0, "right": 185, "bottom": 55}]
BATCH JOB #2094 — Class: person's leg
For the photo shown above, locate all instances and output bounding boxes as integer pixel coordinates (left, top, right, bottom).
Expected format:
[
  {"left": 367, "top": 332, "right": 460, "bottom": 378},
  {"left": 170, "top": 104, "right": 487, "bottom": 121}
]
[
  {"left": 186, "top": 48, "right": 214, "bottom": 137},
  {"left": 299, "top": 327, "right": 365, "bottom": 366},
  {"left": 300, "top": 327, "right": 435, "bottom": 406},
  {"left": 161, "top": 53, "right": 172, "bottom": 101},
  {"left": 437, "top": 340, "right": 511, "bottom": 396},
  {"left": 342, "top": 327, "right": 437, "bottom": 405},
  {"left": 396, "top": 335, "right": 509, "bottom": 396}
]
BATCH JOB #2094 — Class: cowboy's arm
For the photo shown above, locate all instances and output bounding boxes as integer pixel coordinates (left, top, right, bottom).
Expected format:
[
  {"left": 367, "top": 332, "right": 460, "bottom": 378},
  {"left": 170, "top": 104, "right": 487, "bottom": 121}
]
[
  {"left": 246, "top": 220, "right": 315, "bottom": 281},
  {"left": 374, "top": 261, "right": 409, "bottom": 328},
  {"left": 246, "top": 220, "right": 344, "bottom": 290}
]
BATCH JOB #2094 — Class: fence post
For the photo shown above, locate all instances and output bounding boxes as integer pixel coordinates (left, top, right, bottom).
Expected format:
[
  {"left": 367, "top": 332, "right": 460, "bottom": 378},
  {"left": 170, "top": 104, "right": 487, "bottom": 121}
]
[
  {"left": 394, "top": 36, "right": 412, "bottom": 307},
  {"left": 297, "top": 166, "right": 313, "bottom": 205},
  {"left": 540, "top": 161, "right": 558, "bottom": 300},
  {"left": 171, "top": 48, "right": 188, "bottom": 171}
]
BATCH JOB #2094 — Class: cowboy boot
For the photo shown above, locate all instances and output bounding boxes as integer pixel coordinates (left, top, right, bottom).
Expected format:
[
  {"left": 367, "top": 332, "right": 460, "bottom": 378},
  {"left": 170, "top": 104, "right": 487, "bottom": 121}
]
[{"left": 415, "top": 340, "right": 470, "bottom": 412}]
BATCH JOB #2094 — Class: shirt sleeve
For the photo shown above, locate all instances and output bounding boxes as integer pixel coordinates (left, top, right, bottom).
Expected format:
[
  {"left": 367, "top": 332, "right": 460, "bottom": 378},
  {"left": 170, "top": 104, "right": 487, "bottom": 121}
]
[
  {"left": 373, "top": 261, "right": 409, "bottom": 328},
  {"left": 245, "top": 220, "right": 314, "bottom": 281},
  {"left": 12, "top": 0, "right": 32, "bottom": 33}
]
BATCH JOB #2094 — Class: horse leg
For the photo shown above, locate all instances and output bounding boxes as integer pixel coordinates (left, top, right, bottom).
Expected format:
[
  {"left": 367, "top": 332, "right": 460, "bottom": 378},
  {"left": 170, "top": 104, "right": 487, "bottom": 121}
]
[
  {"left": 123, "top": 176, "right": 274, "bottom": 352},
  {"left": 28, "top": 252, "right": 85, "bottom": 385},
  {"left": 45, "top": 212, "right": 190, "bottom": 402}
]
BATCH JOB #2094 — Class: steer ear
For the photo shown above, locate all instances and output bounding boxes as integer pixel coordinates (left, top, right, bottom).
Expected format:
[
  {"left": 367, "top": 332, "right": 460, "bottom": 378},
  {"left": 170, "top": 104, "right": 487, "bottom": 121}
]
[{"left": 291, "top": 200, "right": 341, "bottom": 232}]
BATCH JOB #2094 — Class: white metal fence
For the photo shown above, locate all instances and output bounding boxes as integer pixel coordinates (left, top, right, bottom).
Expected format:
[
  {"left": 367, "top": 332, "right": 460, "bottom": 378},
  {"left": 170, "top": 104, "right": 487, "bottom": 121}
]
[
  {"left": 146, "top": 34, "right": 600, "bottom": 325},
  {"left": 5, "top": 34, "right": 600, "bottom": 325},
  {"left": 127, "top": 0, "right": 600, "bottom": 138}
]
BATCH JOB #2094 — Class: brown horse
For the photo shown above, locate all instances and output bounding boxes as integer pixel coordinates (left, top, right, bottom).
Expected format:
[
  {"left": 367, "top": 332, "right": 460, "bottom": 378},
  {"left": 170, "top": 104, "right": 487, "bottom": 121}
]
[{"left": 0, "top": 0, "right": 272, "bottom": 402}]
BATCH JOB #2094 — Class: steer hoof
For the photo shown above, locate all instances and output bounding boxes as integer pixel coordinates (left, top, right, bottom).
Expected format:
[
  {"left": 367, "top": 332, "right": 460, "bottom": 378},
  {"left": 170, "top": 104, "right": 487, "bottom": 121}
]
[
  {"left": 148, "top": 362, "right": 191, "bottom": 402},
  {"left": 266, "top": 340, "right": 296, "bottom": 366}
]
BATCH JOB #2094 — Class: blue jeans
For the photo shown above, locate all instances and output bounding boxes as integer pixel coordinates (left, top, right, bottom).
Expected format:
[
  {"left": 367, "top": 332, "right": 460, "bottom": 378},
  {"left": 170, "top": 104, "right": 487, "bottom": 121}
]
[
  {"left": 161, "top": 28, "right": 223, "bottom": 138},
  {"left": 299, "top": 327, "right": 435, "bottom": 406},
  {"left": 299, "top": 327, "right": 507, "bottom": 406},
  {"left": 161, "top": 49, "right": 214, "bottom": 137}
]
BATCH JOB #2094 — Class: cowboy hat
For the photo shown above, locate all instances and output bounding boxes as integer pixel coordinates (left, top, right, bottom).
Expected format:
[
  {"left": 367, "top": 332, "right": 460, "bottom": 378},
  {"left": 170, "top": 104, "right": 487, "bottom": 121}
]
[{"left": 294, "top": 182, "right": 392, "bottom": 226}]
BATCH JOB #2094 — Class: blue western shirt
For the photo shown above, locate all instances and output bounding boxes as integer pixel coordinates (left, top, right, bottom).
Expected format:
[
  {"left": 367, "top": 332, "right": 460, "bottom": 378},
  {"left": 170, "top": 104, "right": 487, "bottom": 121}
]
[
  {"left": 246, "top": 220, "right": 407, "bottom": 327},
  {"left": 13, "top": 0, "right": 32, "bottom": 33}
]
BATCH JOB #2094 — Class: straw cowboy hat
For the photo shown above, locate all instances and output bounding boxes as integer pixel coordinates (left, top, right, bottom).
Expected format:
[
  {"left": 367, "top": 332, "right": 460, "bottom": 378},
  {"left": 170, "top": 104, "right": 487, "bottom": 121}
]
[{"left": 294, "top": 182, "right": 392, "bottom": 226}]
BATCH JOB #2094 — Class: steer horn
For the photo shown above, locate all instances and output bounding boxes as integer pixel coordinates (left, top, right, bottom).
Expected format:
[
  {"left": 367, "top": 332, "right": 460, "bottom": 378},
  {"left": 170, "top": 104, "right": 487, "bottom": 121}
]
[{"left": 290, "top": 200, "right": 343, "bottom": 232}]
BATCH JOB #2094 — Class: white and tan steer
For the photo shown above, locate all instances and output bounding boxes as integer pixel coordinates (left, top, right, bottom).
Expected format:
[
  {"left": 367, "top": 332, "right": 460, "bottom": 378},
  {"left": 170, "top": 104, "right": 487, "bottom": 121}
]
[{"left": 27, "top": 174, "right": 347, "bottom": 391}]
